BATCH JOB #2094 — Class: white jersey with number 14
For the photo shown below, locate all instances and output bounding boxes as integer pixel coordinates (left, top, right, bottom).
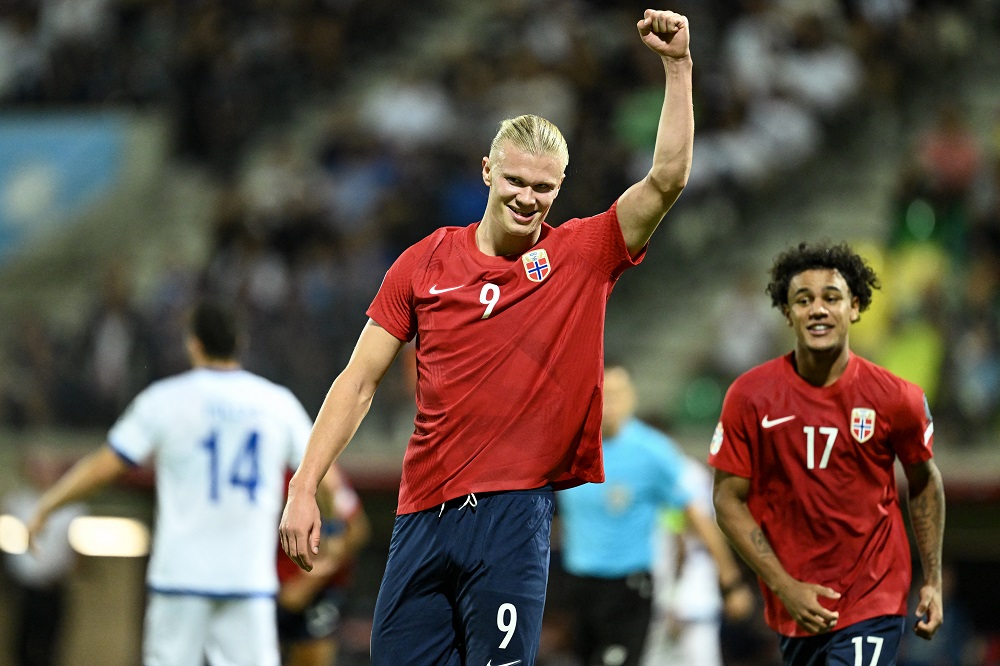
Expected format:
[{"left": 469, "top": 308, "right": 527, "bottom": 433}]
[{"left": 109, "top": 367, "right": 313, "bottom": 597}]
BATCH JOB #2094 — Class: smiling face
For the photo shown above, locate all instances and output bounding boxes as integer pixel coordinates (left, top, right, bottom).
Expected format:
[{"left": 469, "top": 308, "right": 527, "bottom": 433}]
[
  {"left": 480, "top": 143, "right": 564, "bottom": 248},
  {"left": 784, "top": 268, "right": 860, "bottom": 357}
]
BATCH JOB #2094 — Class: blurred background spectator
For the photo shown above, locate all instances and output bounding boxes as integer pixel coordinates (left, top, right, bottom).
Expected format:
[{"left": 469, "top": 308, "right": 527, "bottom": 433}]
[{"left": 2, "top": 448, "right": 86, "bottom": 666}]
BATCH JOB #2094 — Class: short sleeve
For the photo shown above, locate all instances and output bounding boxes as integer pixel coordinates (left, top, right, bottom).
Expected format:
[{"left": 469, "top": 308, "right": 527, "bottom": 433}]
[
  {"left": 654, "top": 436, "right": 694, "bottom": 509},
  {"left": 707, "top": 382, "right": 754, "bottom": 478},
  {"left": 334, "top": 473, "right": 362, "bottom": 520},
  {"left": 891, "top": 383, "right": 935, "bottom": 466},
  {"left": 107, "top": 388, "right": 160, "bottom": 466},
  {"left": 558, "top": 202, "right": 645, "bottom": 279},
  {"left": 367, "top": 246, "right": 419, "bottom": 342},
  {"left": 680, "top": 458, "right": 714, "bottom": 515}
]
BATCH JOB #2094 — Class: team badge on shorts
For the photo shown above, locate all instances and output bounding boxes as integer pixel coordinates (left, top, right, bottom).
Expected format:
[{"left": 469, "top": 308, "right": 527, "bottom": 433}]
[
  {"left": 522, "top": 249, "right": 551, "bottom": 282},
  {"left": 850, "top": 408, "right": 876, "bottom": 443}
]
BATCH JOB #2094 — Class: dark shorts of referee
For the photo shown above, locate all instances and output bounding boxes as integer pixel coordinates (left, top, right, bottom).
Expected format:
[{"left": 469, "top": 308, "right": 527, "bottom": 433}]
[
  {"left": 370, "top": 485, "right": 555, "bottom": 666},
  {"left": 779, "top": 614, "right": 906, "bottom": 666},
  {"left": 566, "top": 570, "right": 654, "bottom": 666}
]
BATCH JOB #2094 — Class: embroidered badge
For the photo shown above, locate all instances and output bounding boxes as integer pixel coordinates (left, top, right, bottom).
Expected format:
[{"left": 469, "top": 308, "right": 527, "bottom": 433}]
[
  {"left": 522, "top": 249, "right": 551, "bottom": 282},
  {"left": 850, "top": 408, "right": 876, "bottom": 443}
]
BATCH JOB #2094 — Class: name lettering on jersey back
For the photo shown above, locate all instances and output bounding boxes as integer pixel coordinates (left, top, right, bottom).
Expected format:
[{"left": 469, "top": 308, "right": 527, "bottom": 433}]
[{"left": 206, "top": 403, "right": 260, "bottom": 421}]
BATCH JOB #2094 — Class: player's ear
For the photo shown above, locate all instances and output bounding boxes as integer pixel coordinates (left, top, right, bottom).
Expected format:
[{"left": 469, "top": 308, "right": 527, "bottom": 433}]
[
  {"left": 781, "top": 305, "right": 793, "bottom": 326},
  {"left": 482, "top": 157, "right": 492, "bottom": 187}
]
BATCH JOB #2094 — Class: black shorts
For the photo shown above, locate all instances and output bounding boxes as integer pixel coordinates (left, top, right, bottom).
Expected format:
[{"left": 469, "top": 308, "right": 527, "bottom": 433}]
[
  {"left": 277, "top": 587, "right": 347, "bottom": 643},
  {"left": 370, "top": 486, "right": 555, "bottom": 666},
  {"left": 566, "top": 571, "right": 655, "bottom": 666}
]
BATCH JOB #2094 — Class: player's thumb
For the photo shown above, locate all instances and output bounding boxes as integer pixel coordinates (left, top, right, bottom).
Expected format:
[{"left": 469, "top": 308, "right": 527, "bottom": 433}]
[
  {"left": 310, "top": 523, "right": 322, "bottom": 554},
  {"left": 915, "top": 590, "right": 931, "bottom": 617},
  {"left": 815, "top": 586, "right": 842, "bottom": 600}
]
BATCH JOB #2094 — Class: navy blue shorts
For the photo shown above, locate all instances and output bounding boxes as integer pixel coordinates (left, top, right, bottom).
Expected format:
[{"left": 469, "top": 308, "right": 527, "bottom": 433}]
[
  {"left": 779, "top": 615, "right": 906, "bottom": 666},
  {"left": 370, "top": 486, "right": 555, "bottom": 666}
]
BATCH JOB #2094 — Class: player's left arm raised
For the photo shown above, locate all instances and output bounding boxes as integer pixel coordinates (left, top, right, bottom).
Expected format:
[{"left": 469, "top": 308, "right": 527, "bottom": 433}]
[
  {"left": 616, "top": 9, "right": 694, "bottom": 256},
  {"left": 903, "top": 458, "right": 946, "bottom": 640}
]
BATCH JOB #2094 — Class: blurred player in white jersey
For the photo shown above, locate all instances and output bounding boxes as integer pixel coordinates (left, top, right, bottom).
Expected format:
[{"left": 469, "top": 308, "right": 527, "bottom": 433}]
[
  {"left": 643, "top": 455, "right": 728, "bottom": 666},
  {"left": 27, "top": 299, "right": 317, "bottom": 666}
]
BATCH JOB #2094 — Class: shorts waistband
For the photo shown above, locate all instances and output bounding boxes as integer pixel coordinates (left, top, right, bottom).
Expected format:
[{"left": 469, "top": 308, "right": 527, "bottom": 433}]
[{"left": 437, "top": 485, "right": 554, "bottom": 513}]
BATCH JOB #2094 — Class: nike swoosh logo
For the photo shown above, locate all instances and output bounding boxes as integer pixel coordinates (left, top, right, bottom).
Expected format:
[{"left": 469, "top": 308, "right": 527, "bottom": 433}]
[
  {"left": 429, "top": 284, "right": 465, "bottom": 294},
  {"left": 761, "top": 415, "right": 796, "bottom": 428},
  {"left": 486, "top": 661, "right": 521, "bottom": 666}
]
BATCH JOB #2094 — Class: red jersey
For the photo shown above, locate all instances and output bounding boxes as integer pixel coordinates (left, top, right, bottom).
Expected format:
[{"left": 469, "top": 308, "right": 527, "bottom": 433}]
[
  {"left": 707, "top": 352, "right": 934, "bottom": 637},
  {"left": 368, "top": 203, "right": 643, "bottom": 514}
]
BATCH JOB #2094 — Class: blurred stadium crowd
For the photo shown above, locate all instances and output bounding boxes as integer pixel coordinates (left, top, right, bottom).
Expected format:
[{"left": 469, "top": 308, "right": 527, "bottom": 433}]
[{"left": 1, "top": 0, "right": 999, "bottom": 453}]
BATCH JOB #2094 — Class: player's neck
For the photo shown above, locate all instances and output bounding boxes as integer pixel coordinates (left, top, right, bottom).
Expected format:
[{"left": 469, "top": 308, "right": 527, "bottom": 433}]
[
  {"left": 793, "top": 346, "right": 851, "bottom": 388},
  {"left": 194, "top": 357, "right": 241, "bottom": 371}
]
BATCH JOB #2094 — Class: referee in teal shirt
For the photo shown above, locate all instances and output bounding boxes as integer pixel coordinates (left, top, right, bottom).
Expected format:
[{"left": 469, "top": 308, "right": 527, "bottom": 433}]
[{"left": 556, "top": 364, "right": 751, "bottom": 666}]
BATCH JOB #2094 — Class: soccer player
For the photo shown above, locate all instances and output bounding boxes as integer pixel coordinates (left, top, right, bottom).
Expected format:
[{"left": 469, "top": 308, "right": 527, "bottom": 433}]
[
  {"left": 643, "top": 455, "right": 733, "bottom": 666},
  {"left": 279, "top": 9, "right": 695, "bottom": 665},
  {"left": 27, "top": 299, "right": 318, "bottom": 666},
  {"left": 276, "top": 464, "right": 370, "bottom": 666},
  {"left": 557, "top": 364, "right": 751, "bottom": 666},
  {"left": 709, "top": 241, "right": 946, "bottom": 665}
]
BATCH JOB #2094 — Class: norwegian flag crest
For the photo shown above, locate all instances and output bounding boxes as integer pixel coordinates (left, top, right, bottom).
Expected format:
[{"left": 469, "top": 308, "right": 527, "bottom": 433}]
[
  {"left": 850, "top": 408, "right": 876, "bottom": 443},
  {"left": 522, "top": 249, "right": 551, "bottom": 282}
]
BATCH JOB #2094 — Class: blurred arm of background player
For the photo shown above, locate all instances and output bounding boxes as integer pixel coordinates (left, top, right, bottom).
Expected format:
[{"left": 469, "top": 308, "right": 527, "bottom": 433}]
[
  {"left": 26, "top": 445, "right": 129, "bottom": 548},
  {"left": 278, "top": 466, "right": 371, "bottom": 613},
  {"left": 683, "top": 500, "right": 755, "bottom": 621}
]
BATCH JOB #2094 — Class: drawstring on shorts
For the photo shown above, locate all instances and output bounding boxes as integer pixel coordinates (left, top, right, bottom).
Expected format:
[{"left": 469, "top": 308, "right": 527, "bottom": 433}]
[{"left": 438, "top": 492, "right": 478, "bottom": 517}]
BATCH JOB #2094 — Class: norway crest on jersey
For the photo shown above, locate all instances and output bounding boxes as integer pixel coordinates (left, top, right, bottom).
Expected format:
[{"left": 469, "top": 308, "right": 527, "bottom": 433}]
[
  {"left": 850, "top": 408, "right": 876, "bottom": 443},
  {"left": 522, "top": 249, "right": 551, "bottom": 282}
]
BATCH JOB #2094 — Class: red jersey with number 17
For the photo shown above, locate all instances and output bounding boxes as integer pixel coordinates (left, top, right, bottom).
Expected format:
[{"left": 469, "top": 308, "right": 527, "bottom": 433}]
[
  {"left": 707, "top": 352, "right": 934, "bottom": 637},
  {"left": 368, "top": 203, "right": 643, "bottom": 515}
]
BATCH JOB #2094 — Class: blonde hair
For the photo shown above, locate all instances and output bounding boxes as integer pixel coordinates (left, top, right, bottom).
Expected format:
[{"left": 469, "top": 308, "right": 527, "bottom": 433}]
[{"left": 488, "top": 115, "right": 569, "bottom": 173}]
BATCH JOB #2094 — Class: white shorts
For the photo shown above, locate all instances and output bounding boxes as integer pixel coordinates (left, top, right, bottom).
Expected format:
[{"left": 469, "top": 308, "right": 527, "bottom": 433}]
[
  {"left": 143, "top": 593, "right": 280, "bottom": 666},
  {"left": 642, "top": 614, "right": 722, "bottom": 666}
]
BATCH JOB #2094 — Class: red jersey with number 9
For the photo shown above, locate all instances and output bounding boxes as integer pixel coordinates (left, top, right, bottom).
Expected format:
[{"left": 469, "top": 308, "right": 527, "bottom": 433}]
[
  {"left": 368, "top": 203, "right": 643, "bottom": 515},
  {"left": 708, "top": 352, "right": 935, "bottom": 636}
]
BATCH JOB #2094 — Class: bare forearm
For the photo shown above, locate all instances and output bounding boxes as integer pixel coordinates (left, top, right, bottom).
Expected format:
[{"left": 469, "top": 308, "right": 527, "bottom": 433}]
[
  {"left": 617, "top": 54, "right": 693, "bottom": 251},
  {"left": 38, "top": 447, "right": 126, "bottom": 519},
  {"left": 686, "top": 505, "right": 742, "bottom": 588},
  {"left": 649, "top": 55, "right": 694, "bottom": 194},
  {"left": 289, "top": 373, "right": 376, "bottom": 494},
  {"left": 908, "top": 464, "right": 945, "bottom": 587},
  {"left": 715, "top": 501, "right": 795, "bottom": 596}
]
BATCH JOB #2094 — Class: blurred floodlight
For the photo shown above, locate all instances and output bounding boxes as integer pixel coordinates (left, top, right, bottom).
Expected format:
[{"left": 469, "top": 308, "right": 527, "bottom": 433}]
[
  {"left": 67, "top": 516, "right": 150, "bottom": 557},
  {"left": 0, "top": 514, "right": 29, "bottom": 554}
]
